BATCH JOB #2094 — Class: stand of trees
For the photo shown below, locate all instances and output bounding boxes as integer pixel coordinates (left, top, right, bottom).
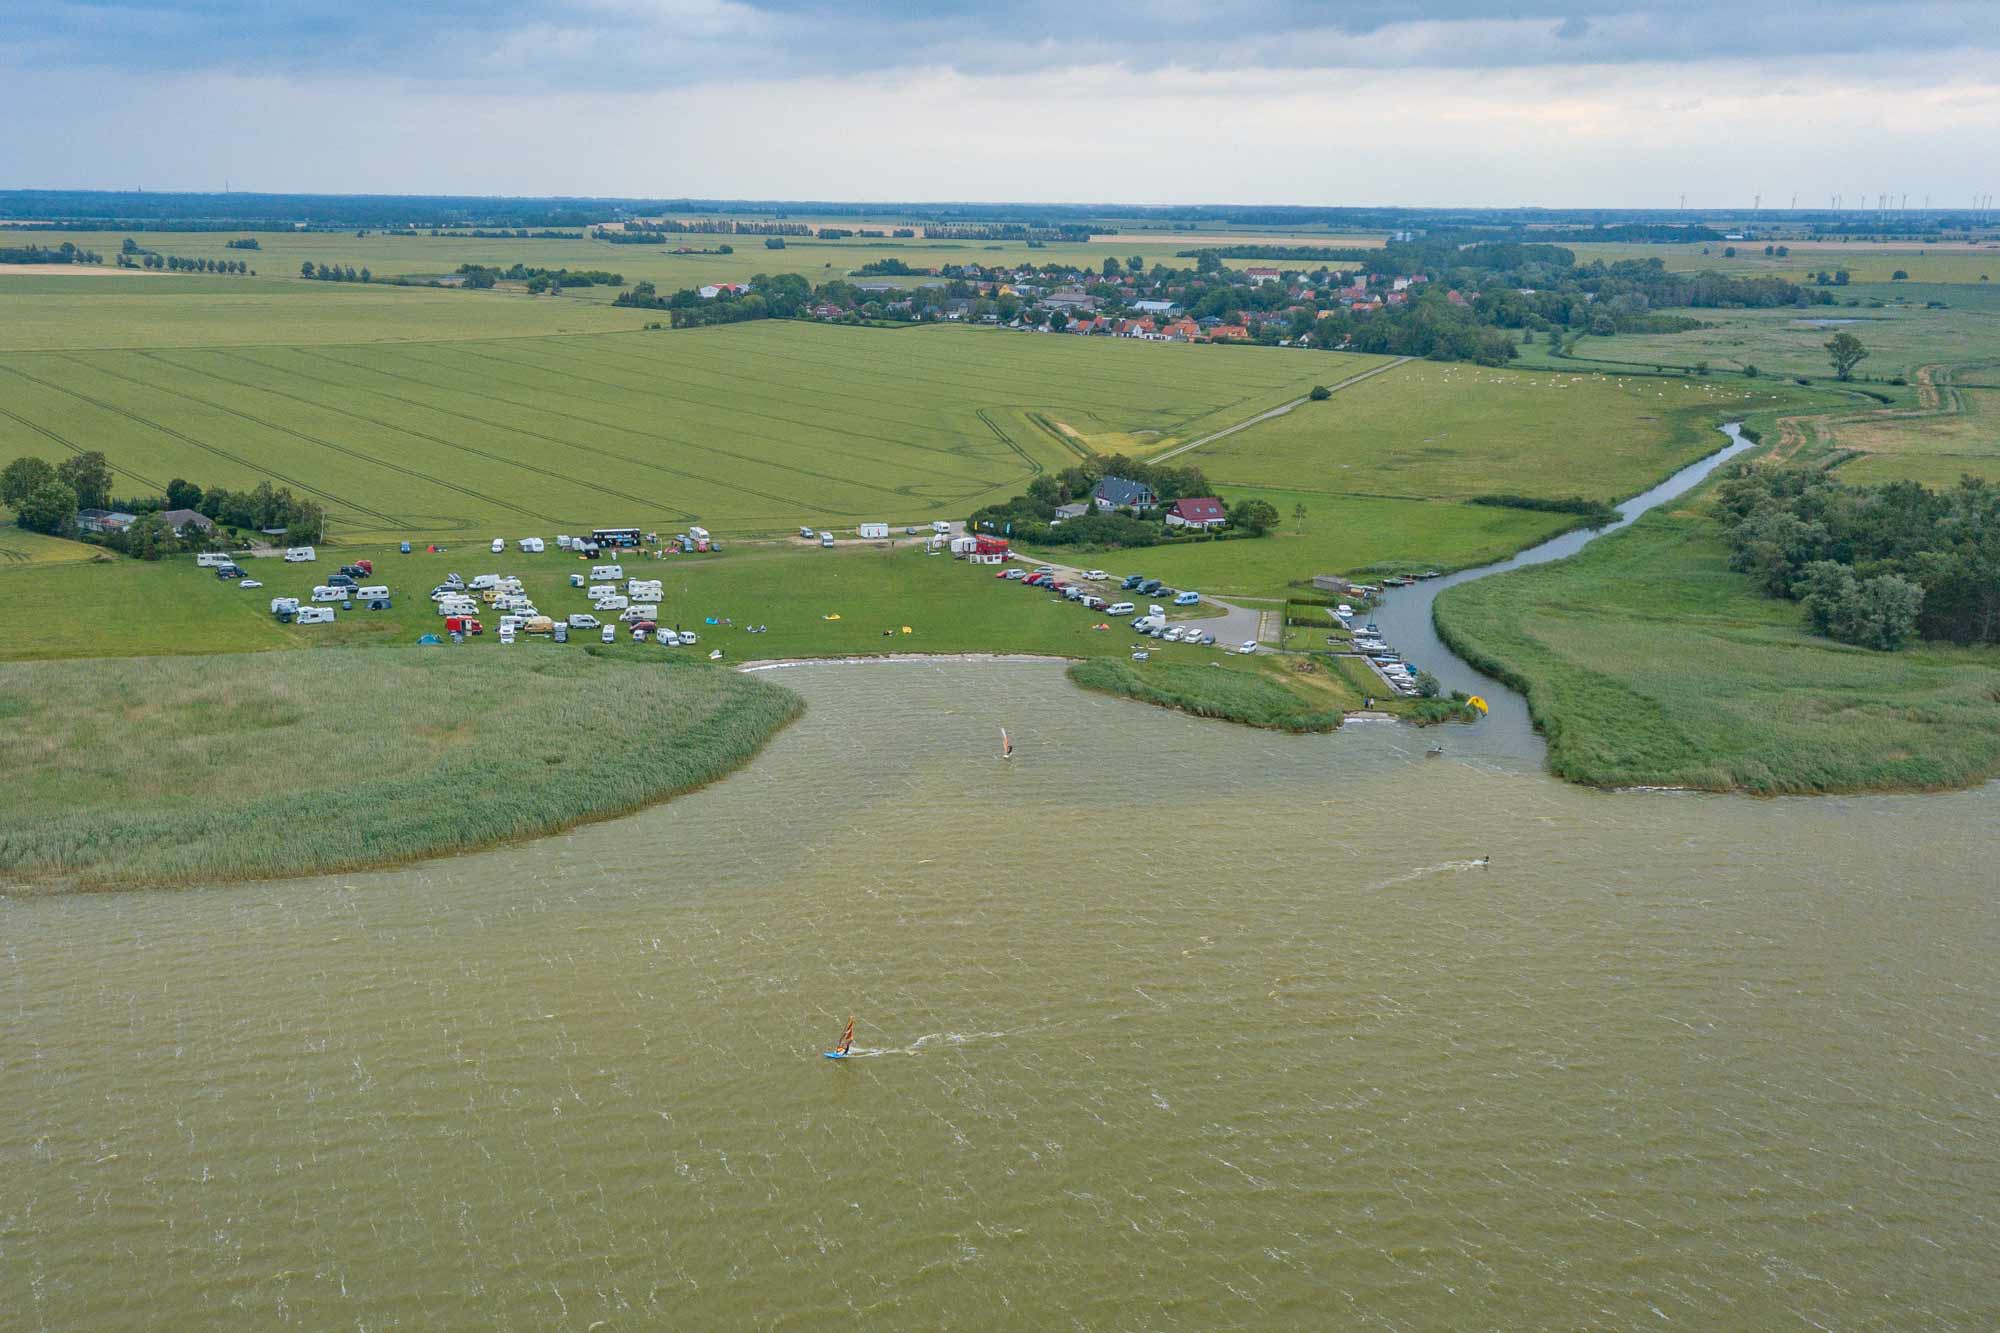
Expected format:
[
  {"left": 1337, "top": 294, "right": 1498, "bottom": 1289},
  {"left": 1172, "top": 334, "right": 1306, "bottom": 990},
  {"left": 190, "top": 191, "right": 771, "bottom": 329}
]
[
  {"left": 0, "top": 241, "right": 101, "bottom": 265},
  {"left": 1716, "top": 467, "right": 2000, "bottom": 648},
  {"left": 300, "top": 262, "right": 370, "bottom": 282},
  {"left": 457, "top": 263, "right": 622, "bottom": 291},
  {"left": 967, "top": 455, "right": 1260, "bottom": 548}
]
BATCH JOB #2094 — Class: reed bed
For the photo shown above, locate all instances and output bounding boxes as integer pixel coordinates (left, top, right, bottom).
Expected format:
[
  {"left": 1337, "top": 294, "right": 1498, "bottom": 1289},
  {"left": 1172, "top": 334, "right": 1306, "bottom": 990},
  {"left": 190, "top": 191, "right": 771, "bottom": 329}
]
[{"left": 0, "top": 646, "right": 800, "bottom": 892}]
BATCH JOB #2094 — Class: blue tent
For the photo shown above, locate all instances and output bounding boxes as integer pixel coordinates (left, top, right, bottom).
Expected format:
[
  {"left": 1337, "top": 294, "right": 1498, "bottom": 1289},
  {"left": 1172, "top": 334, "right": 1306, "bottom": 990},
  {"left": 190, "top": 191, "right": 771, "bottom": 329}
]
[{"left": 416, "top": 633, "right": 443, "bottom": 645}]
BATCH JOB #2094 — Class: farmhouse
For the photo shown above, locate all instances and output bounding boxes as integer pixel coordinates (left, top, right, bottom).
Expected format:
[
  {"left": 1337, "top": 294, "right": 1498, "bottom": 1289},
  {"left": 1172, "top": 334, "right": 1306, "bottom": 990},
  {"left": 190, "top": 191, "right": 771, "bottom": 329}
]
[
  {"left": 1165, "top": 497, "right": 1228, "bottom": 530},
  {"left": 1093, "top": 476, "right": 1158, "bottom": 512}
]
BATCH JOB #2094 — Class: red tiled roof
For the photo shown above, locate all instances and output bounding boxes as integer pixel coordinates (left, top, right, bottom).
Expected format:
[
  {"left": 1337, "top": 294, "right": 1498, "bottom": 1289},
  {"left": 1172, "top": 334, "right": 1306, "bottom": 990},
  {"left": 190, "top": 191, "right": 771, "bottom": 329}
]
[{"left": 1169, "top": 497, "right": 1228, "bottom": 522}]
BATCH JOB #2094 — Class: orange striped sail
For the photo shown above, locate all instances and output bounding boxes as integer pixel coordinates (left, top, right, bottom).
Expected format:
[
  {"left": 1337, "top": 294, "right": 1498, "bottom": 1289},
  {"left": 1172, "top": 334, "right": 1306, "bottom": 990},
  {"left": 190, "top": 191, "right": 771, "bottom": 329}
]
[{"left": 837, "top": 1016, "right": 854, "bottom": 1055}]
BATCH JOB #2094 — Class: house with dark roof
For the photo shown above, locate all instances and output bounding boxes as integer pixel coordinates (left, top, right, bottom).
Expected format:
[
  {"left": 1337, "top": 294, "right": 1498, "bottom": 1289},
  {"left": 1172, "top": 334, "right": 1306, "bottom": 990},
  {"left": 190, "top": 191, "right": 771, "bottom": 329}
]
[
  {"left": 1092, "top": 476, "right": 1158, "bottom": 512},
  {"left": 1166, "top": 497, "right": 1228, "bottom": 529},
  {"left": 158, "top": 507, "right": 217, "bottom": 535},
  {"left": 1051, "top": 502, "right": 1090, "bottom": 524}
]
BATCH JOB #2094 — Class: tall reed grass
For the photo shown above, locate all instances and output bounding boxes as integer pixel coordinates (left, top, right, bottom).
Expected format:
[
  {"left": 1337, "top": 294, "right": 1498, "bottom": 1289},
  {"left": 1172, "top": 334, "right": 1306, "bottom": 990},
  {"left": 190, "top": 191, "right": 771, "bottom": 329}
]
[{"left": 0, "top": 647, "right": 801, "bottom": 892}]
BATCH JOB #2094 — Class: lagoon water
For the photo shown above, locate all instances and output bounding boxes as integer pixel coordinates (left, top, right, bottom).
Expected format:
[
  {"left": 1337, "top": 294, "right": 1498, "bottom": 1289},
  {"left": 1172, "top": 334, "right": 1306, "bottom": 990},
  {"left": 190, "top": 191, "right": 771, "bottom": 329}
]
[{"left": 4, "top": 660, "right": 1998, "bottom": 1328}]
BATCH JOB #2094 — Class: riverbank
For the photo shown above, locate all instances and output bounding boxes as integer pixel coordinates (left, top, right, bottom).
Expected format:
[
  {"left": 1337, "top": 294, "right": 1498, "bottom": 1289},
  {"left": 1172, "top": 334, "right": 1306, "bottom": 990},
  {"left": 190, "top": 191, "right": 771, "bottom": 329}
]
[
  {"left": 0, "top": 646, "right": 802, "bottom": 893},
  {"left": 1431, "top": 497, "right": 2000, "bottom": 794}
]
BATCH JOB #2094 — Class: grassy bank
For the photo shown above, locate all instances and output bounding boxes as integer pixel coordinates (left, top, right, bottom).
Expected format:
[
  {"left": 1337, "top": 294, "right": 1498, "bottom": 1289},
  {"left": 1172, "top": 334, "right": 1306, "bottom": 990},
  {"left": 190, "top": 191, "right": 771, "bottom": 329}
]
[
  {"left": 0, "top": 646, "right": 801, "bottom": 892},
  {"left": 1431, "top": 496, "right": 2000, "bottom": 794},
  {"left": 1067, "top": 656, "right": 1346, "bottom": 732}
]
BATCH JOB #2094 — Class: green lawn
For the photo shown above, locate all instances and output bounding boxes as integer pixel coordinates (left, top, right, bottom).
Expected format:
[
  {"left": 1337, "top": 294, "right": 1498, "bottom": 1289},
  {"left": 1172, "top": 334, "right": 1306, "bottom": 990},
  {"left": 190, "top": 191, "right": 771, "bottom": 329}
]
[
  {"left": 0, "top": 542, "right": 1242, "bottom": 666},
  {"left": 0, "top": 646, "right": 800, "bottom": 892},
  {"left": 1186, "top": 360, "right": 1774, "bottom": 502},
  {"left": 0, "top": 317, "right": 1348, "bottom": 542},
  {"left": 1432, "top": 492, "right": 2000, "bottom": 793},
  {"left": 1027, "top": 489, "right": 1576, "bottom": 600}
]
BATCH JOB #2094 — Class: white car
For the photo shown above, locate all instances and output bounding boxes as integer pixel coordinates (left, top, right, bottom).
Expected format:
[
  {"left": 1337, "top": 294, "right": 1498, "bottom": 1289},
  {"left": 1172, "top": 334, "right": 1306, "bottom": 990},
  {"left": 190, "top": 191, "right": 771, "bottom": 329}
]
[
  {"left": 1162, "top": 626, "right": 1186, "bottom": 642},
  {"left": 600, "top": 624, "right": 617, "bottom": 644},
  {"left": 1083, "top": 569, "right": 1106, "bottom": 581},
  {"left": 1105, "top": 601, "right": 1135, "bottom": 616},
  {"left": 239, "top": 579, "right": 262, "bottom": 589},
  {"left": 567, "top": 613, "right": 600, "bottom": 629},
  {"left": 490, "top": 537, "right": 505, "bottom": 554},
  {"left": 1236, "top": 640, "right": 1259, "bottom": 655}
]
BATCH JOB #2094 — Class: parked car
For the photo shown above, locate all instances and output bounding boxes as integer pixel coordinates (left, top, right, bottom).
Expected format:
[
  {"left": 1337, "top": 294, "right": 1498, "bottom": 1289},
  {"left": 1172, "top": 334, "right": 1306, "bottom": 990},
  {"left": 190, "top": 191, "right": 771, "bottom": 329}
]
[
  {"left": 1106, "top": 601, "right": 1135, "bottom": 616},
  {"left": 819, "top": 531, "right": 834, "bottom": 547},
  {"left": 1198, "top": 633, "right": 1217, "bottom": 646},
  {"left": 567, "top": 613, "right": 600, "bottom": 629},
  {"left": 1162, "top": 626, "right": 1186, "bottom": 642},
  {"left": 1238, "top": 640, "right": 1259, "bottom": 654},
  {"left": 1080, "top": 595, "right": 1106, "bottom": 610},
  {"left": 269, "top": 597, "right": 300, "bottom": 617},
  {"left": 490, "top": 537, "right": 505, "bottom": 553},
  {"left": 524, "top": 616, "right": 555, "bottom": 635},
  {"left": 326, "top": 573, "right": 357, "bottom": 588},
  {"left": 214, "top": 564, "right": 244, "bottom": 580},
  {"left": 239, "top": 579, "right": 262, "bottom": 589},
  {"left": 1083, "top": 569, "right": 1107, "bottom": 581},
  {"left": 1122, "top": 574, "right": 1145, "bottom": 590},
  {"left": 601, "top": 624, "right": 617, "bottom": 644},
  {"left": 1173, "top": 590, "right": 1201, "bottom": 606},
  {"left": 1033, "top": 567, "right": 1054, "bottom": 576},
  {"left": 1138, "top": 579, "right": 1163, "bottom": 596},
  {"left": 339, "top": 561, "right": 373, "bottom": 578},
  {"left": 799, "top": 526, "right": 816, "bottom": 539},
  {"left": 1004, "top": 569, "right": 1027, "bottom": 580}
]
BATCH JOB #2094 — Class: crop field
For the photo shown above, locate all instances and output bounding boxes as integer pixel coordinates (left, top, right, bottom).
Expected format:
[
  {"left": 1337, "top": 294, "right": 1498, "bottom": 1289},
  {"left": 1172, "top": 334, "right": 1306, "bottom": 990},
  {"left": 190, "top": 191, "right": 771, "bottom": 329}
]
[
  {"left": 1433, "top": 495, "right": 2000, "bottom": 793},
  {"left": 0, "top": 273, "right": 651, "bottom": 350},
  {"left": 0, "top": 318, "right": 1351, "bottom": 541},
  {"left": 12, "top": 229, "right": 1215, "bottom": 302},
  {"left": 1185, "top": 361, "right": 1774, "bottom": 501},
  {"left": 0, "top": 514, "right": 104, "bottom": 567}
]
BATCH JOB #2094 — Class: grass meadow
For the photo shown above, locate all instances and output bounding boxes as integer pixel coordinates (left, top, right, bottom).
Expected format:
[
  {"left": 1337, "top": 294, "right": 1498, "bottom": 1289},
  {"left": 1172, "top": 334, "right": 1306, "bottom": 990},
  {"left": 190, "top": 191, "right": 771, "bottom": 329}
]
[
  {"left": 0, "top": 315, "right": 1349, "bottom": 541},
  {"left": 1564, "top": 241, "right": 2000, "bottom": 286},
  {"left": 0, "top": 646, "right": 802, "bottom": 892},
  {"left": 0, "top": 543, "right": 1254, "bottom": 666},
  {"left": 1432, "top": 494, "right": 2000, "bottom": 793},
  {"left": 1067, "top": 656, "right": 1350, "bottom": 731}
]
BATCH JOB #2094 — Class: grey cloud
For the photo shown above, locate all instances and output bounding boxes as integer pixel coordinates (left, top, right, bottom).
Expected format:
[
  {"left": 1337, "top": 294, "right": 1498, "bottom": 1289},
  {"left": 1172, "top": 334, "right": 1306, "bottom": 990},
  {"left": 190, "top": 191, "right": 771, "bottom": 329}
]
[{"left": 16, "top": 1, "right": 1998, "bottom": 89}]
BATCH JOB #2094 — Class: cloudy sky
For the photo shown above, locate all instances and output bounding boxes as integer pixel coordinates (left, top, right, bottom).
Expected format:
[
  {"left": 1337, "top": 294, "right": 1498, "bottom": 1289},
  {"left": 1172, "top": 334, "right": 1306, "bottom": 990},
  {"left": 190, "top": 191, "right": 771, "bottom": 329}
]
[{"left": 9, "top": 1, "right": 1995, "bottom": 205}]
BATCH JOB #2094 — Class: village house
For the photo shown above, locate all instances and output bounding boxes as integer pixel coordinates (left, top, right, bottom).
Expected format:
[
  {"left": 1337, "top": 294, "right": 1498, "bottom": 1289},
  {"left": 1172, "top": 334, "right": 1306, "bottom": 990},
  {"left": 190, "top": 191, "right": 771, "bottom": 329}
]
[
  {"left": 1246, "top": 267, "right": 1281, "bottom": 284},
  {"left": 1093, "top": 476, "right": 1158, "bottom": 512},
  {"left": 1165, "top": 497, "right": 1228, "bottom": 530},
  {"left": 1051, "top": 502, "right": 1090, "bottom": 524},
  {"left": 158, "top": 508, "right": 217, "bottom": 536},
  {"left": 1209, "top": 324, "right": 1251, "bottom": 341}
]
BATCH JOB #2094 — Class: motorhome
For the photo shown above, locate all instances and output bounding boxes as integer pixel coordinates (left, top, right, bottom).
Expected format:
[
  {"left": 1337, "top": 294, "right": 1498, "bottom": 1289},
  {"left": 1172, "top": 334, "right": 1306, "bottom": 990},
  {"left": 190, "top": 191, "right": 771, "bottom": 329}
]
[
  {"left": 269, "top": 597, "right": 300, "bottom": 617},
  {"left": 469, "top": 574, "right": 500, "bottom": 590},
  {"left": 295, "top": 606, "right": 335, "bottom": 625},
  {"left": 284, "top": 546, "right": 316, "bottom": 562},
  {"left": 311, "top": 586, "right": 348, "bottom": 603},
  {"left": 197, "top": 552, "right": 239, "bottom": 568},
  {"left": 589, "top": 565, "right": 624, "bottom": 581}
]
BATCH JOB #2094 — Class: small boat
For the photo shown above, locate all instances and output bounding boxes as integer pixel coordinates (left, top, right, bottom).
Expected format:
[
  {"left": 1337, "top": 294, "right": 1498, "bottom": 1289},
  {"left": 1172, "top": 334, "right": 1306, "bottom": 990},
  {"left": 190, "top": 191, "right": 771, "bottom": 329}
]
[
  {"left": 824, "top": 1015, "right": 856, "bottom": 1060},
  {"left": 1426, "top": 744, "right": 1445, "bottom": 757}
]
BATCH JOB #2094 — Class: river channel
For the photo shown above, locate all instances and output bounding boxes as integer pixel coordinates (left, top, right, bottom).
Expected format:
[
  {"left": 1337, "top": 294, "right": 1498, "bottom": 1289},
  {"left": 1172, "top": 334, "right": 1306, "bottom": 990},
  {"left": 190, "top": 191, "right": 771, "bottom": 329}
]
[
  {"left": 5, "top": 645, "right": 1997, "bottom": 1328},
  {"left": 1368, "top": 422, "right": 1757, "bottom": 758}
]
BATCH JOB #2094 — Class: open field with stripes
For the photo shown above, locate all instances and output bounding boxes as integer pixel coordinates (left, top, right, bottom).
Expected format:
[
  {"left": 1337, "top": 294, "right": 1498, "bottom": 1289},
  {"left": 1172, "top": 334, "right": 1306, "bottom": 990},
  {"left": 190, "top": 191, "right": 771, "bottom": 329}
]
[{"left": 0, "top": 316, "right": 1368, "bottom": 542}]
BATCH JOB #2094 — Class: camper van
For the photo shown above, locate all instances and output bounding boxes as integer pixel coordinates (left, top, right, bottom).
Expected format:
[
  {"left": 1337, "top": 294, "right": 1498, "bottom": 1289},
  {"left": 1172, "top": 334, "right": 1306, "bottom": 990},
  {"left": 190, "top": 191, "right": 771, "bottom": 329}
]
[
  {"left": 589, "top": 565, "right": 624, "bottom": 582},
  {"left": 295, "top": 606, "right": 335, "bottom": 625},
  {"left": 626, "top": 579, "right": 662, "bottom": 597},
  {"left": 269, "top": 597, "right": 300, "bottom": 617},
  {"left": 469, "top": 574, "right": 499, "bottom": 591},
  {"left": 1173, "top": 590, "right": 1202, "bottom": 606},
  {"left": 197, "top": 552, "right": 239, "bottom": 568},
  {"left": 490, "top": 537, "right": 505, "bottom": 553},
  {"left": 311, "top": 586, "right": 348, "bottom": 603},
  {"left": 518, "top": 537, "right": 545, "bottom": 553},
  {"left": 619, "top": 604, "right": 658, "bottom": 622},
  {"left": 819, "top": 531, "right": 835, "bottom": 548},
  {"left": 284, "top": 546, "right": 316, "bottom": 562},
  {"left": 593, "top": 594, "right": 629, "bottom": 612},
  {"left": 799, "top": 526, "right": 816, "bottom": 540}
]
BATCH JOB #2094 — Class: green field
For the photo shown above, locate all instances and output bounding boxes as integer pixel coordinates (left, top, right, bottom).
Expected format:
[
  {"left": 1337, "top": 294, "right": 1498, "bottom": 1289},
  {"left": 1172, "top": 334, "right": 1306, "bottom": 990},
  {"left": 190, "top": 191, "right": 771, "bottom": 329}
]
[
  {"left": 0, "top": 317, "right": 1351, "bottom": 541},
  {"left": 1553, "top": 291, "right": 2000, "bottom": 386},
  {"left": 0, "top": 273, "right": 652, "bottom": 350},
  {"left": 1566, "top": 241, "right": 2000, "bottom": 286},
  {"left": 1432, "top": 492, "right": 2000, "bottom": 793},
  {"left": 0, "top": 543, "right": 1250, "bottom": 666},
  {"left": 1819, "top": 382, "right": 2000, "bottom": 486},
  {"left": 9, "top": 228, "right": 1216, "bottom": 304},
  {"left": 0, "top": 646, "right": 800, "bottom": 892}
]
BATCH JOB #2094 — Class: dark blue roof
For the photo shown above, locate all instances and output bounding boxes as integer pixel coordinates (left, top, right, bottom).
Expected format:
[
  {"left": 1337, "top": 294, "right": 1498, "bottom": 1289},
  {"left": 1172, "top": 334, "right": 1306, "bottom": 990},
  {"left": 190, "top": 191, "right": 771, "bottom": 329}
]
[{"left": 1095, "top": 476, "right": 1155, "bottom": 506}]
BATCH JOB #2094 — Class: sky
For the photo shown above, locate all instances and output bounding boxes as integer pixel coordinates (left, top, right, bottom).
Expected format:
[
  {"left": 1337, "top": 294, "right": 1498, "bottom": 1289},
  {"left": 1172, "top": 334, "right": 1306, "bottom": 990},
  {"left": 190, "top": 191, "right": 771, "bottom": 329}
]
[{"left": 7, "top": 0, "right": 1996, "bottom": 206}]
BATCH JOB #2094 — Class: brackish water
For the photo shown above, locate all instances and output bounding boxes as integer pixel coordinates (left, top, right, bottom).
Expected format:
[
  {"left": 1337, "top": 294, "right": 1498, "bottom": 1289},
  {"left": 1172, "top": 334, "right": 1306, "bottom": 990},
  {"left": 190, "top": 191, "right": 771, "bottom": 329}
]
[{"left": 4, "top": 660, "right": 1996, "bottom": 1328}]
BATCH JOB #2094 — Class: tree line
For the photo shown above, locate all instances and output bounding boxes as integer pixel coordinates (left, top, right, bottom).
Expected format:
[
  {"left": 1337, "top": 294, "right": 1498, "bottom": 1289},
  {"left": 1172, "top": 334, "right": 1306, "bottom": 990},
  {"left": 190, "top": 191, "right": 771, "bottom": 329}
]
[
  {"left": 1715, "top": 467, "right": 2000, "bottom": 648},
  {"left": 300, "top": 261, "right": 371, "bottom": 282},
  {"left": 1, "top": 453, "right": 323, "bottom": 551},
  {"left": 457, "top": 263, "right": 622, "bottom": 291},
  {"left": 0, "top": 241, "right": 102, "bottom": 265}
]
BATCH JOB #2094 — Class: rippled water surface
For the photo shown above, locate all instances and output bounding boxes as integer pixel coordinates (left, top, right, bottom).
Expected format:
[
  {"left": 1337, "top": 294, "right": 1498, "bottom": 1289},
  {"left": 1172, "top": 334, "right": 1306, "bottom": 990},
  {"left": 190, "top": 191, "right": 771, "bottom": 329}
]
[{"left": 4, "top": 660, "right": 1997, "bottom": 1329}]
